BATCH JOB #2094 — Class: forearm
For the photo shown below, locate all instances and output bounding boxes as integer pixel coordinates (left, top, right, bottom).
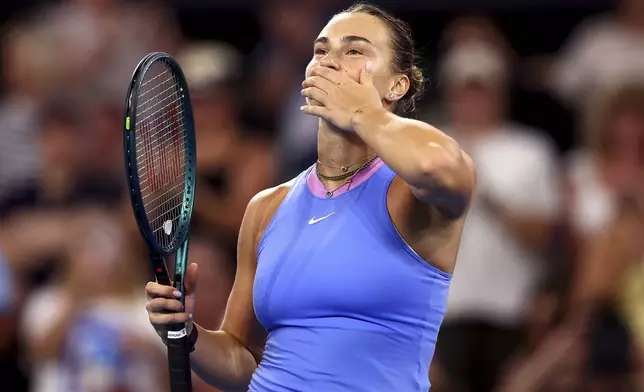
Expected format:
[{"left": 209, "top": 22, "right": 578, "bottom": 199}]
[
  {"left": 191, "top": 326, "right": 258, "bottom": 391},
  {"left": 351, "top": 107, "right": 466, "bottom": 190}
]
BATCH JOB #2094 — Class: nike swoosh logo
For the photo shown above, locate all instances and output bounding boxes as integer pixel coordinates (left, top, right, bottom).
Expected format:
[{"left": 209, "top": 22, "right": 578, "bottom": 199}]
[{"left": 308, "top": 212, "right": 335, "bottom": 225}]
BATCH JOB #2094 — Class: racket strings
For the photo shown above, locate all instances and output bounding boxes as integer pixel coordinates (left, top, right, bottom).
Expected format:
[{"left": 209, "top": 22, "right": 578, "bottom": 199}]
[
  {"left": 137, "top": 91, "right": 183, "bottom": 118},
  {"left": 134, "top": 117, "right": 187, "bottom": 159},
  {"left": 135, "top": 61, "right": 187, "bottom": 250},
  {"left": 139, "top": 69, "right": 172, "bottom": 89},
  {"left": 135, "top": 123, "right": 187, "bottom": 173},
  {"left": 143, "top": 181, "right": 186, "bottom": 216}
]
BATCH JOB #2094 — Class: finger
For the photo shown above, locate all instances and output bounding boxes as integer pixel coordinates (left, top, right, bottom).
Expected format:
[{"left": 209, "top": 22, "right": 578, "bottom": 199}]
[
  {"left": 301, "top": 87, "right": 327, "bottom": 104},
  {"left": 359, "top": 61, "right": 374, "bottom": 86},
  {"left": 184, "top": 263, "right": 199, "bottom": 297},
  {"left": 146, "top": 281, "right": 182, "bottom": 299},
  {"left": 149, "top": 311, "right": 190, "bottom": 325},
  {"left": 310, "top": 66, "right": 347, "bottom": 85},
  {"left": 146, "top": 297, "right": 184, "bottom": 313},
  {"left": 302, "top": 76, "right": 336, "bottom": 93},
  {"left": 300, "top": 105, "right": 330, "bottom": 118}
]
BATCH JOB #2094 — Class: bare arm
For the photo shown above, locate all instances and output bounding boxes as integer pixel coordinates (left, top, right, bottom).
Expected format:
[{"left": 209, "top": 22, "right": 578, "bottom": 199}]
[
  {"left": 351, "top": 107, "right": 475, "bottom": 219},
  {"left": 191, "top": 188, "right": 280, "bottom": 390},
  {"left": 146, "top": 186, "right": 288, "bottom": 391}
]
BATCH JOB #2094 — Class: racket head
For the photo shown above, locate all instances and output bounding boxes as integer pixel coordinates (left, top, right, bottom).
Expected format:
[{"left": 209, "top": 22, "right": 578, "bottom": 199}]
[{"left": 123, "top": 52, "right": 197, "bottom": 258}]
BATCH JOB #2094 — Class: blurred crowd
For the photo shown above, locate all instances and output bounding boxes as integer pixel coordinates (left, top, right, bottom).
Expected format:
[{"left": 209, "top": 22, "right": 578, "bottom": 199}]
[{"left": 1, "top": 0, "right": 644, "bottom": 391}]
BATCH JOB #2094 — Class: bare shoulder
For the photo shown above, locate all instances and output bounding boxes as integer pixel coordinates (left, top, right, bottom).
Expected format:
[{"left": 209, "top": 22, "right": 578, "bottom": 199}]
[{"left": 243, "top": 179, "right": 295, "bottom": 245}]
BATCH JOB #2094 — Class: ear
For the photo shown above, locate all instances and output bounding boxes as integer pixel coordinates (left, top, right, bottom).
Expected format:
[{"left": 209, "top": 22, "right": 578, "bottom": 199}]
[{"left": 385, "top": 74, "right": 410, "bottom": 103}]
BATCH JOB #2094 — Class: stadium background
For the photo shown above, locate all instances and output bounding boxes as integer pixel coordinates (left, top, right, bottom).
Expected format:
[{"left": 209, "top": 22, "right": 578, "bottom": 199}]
[{"left": 0, "top": 0, "right": 643, "bottom": 391}]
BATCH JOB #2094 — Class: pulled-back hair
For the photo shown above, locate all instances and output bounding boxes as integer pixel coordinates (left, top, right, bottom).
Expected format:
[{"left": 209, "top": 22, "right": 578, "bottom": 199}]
[{"left": 340, "top": 2, "right": 425, "bottom": 113}]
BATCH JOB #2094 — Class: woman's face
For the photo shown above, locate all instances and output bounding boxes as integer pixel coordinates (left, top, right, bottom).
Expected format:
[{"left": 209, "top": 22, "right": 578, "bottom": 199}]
[{"left": 304, "top": 12, "right": 408, "bottom": 108}]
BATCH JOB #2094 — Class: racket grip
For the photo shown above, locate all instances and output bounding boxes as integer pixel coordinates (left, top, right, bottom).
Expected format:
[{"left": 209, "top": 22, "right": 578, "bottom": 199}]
[{"left": 167, "top": 323, "right": 192, "bottom": 392}]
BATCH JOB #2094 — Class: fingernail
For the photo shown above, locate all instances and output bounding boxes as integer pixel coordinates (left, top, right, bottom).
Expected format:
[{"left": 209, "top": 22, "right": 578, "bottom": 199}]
[
  {"left": 300, "top": 106, "right": 305, "bottom": 110},
  {"left": 366, "top": 61, "right": 373, "bottom": 73},
  {"left": 188, "top": 314, "right": 193, "bottom": 319},
  {"left": 173, "top": 290, "right": 181, "bottom": 297}
]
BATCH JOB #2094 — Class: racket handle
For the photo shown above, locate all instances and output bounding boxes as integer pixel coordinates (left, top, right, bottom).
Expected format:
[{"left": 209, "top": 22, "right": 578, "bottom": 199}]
[{"left": 167, "top": 323, "right": 192, "bottom": 392}]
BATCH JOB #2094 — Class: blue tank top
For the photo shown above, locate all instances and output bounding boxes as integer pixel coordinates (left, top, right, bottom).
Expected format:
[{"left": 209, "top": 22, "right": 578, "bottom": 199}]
[{"left": 250, "top": 164, "right": 452, "bottom": 392}]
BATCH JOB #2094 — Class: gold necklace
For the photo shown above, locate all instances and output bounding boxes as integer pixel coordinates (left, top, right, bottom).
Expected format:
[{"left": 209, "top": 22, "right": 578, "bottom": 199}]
[
  {"left": 316, "top": 155, "right": 379, "bottom": 198},
  {"left": 316, "top": 153, "right": 376, "bottom": 172},
  {"left": 316, "top": 154, "right": 379, "bottom": 182}
]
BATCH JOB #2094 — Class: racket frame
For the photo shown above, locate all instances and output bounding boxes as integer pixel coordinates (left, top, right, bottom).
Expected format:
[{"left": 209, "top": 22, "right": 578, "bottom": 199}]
[
  {"left": 124, "top": 51, "right": 197, "bottom": 283},
  {"left": 123, "top": 52, "right": 197, "bottom": 392}
]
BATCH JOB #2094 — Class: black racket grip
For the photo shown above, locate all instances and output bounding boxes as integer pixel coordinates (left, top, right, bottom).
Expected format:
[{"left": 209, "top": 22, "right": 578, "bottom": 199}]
[{"left": 167, "top": 324, "right": 192, "bottom": 392}]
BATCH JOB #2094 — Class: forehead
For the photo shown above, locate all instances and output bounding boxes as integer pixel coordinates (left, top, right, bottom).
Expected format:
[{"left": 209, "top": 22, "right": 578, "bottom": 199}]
[{"left": 317, "top": 12, "right": 390, "bottom": 47}]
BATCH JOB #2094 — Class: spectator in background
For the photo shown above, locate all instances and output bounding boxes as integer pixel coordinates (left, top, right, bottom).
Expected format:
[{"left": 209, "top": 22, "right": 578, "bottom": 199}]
[
  {"left": 0, "top": 207, "right": 78, "bottom": 392},
  {"left": 244, "top": 0, "right": 328, "bottom": 132},
  {"left": 433, "top": 21, "right": 561, "bottom": 392},
  {"left": 565, "top": 88, "right": 644, "bottom": 390},
  {"left": 0, "top": 20, "right": 57, "bottom": 205},
  {"left": 244, "top": 0, "right": 333, "bottom": 180},
  {"left": 0, "top": 94, "right": 122, "bottom": 222},
  {"left": 499, "top": 83, "right": 644, "bottom": 392},
  {"left": 0, "top": 94, "right": 123, "bottom": 313},
  {"left": 28, "top": 0, "right": 180, "bottom": 103},
  {"left": 19, "top": 206, "right": 167, "bottom": 392},
  {"left": 550, "top": 0, "right": 644, "bottom": 109},
  {"left": 179, "top": 42, "right": 276, "bottom": 256},
  {"left": 567, "top": 84, "right": 644, "bottom": 243}
]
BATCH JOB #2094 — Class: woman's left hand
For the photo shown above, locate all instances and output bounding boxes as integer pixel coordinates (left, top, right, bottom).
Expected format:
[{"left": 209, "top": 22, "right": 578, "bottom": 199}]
[{"left": 301, "top": 62, "right": 382, "bottom": 132}]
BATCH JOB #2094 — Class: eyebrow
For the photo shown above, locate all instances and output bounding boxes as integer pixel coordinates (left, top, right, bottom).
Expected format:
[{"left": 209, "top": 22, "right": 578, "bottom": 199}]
[{"left": 313, "top": 35, "right": 375, "bottom": 47}]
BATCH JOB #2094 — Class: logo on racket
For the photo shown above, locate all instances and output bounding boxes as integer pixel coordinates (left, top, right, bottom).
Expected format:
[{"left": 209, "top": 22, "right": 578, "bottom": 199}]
[
  {"left": 163, "top": 220, "right": 173, "bottom": 235},
  {"left": 167, "top": 328, "right": 187, "bottom": 339}
]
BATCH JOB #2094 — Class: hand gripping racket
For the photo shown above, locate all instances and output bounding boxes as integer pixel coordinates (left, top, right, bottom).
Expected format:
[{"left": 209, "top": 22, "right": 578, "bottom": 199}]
[{"left": 123, "top": 52, "right": 197, "bottom": 392}]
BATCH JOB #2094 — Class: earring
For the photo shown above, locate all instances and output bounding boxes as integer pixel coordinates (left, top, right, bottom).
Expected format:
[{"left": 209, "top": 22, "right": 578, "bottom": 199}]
[{"left": 388, "top": 92, "right": 396, "bottom": 100}]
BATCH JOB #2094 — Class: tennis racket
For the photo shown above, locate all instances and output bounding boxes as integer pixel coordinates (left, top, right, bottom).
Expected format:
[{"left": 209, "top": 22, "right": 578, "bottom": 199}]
[{"left": 123, "top": 52, "right": 197, "bottom": 392}]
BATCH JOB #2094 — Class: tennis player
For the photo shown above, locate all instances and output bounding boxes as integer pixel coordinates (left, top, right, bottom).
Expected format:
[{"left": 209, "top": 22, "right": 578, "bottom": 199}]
[{"left": 145, "top": 3, "right": 476, "bottom": 391}]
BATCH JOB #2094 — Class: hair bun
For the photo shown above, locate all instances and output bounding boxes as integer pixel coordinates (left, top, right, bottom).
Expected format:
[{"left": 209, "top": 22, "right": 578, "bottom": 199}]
[{"left": 402, "top": 65, "right": 425, "bottom": 113}]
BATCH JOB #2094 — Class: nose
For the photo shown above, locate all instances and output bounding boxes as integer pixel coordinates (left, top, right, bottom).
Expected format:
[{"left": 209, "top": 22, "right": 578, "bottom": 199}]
[{"left": 319, "top": 59, "right": 341, "bottom": 71}]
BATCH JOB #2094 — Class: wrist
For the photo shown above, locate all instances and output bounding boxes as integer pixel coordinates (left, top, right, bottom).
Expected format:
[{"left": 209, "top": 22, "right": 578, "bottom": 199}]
[{"left": 350, "top": 105, "right": 389, "bottom": 134}]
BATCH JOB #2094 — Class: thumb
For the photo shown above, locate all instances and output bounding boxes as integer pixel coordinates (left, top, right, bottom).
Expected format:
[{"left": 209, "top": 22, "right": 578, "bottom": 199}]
[
  {"left": 184, "top": 262, "right": 199, "bottom": 297},
  {"left": 360, "top": 61, "right": 374, "bottom": 85}
]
